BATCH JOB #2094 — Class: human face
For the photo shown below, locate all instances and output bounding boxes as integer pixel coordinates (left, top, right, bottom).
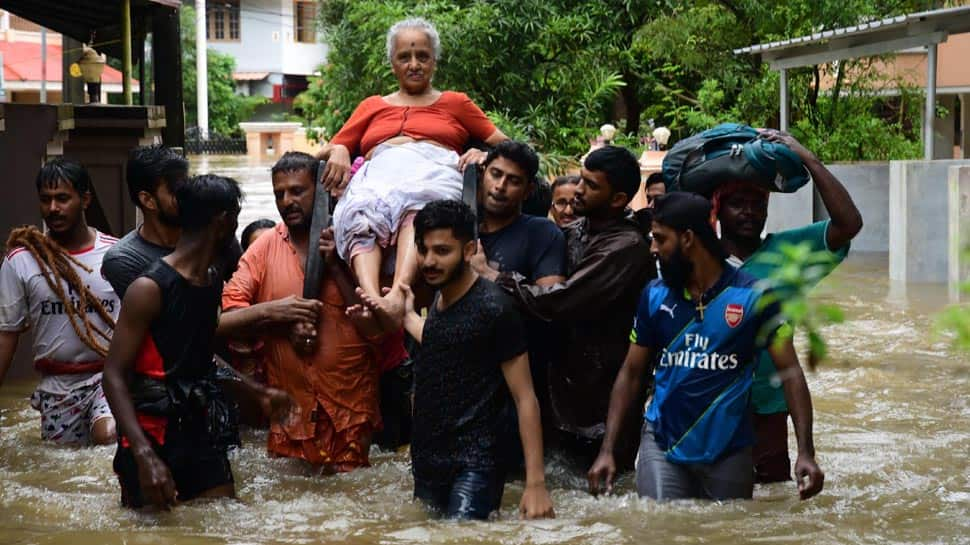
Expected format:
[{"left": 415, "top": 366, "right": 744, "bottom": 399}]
[
  {"left": 482, "top": 156, "right": 531, "bottom": 219},
  {"left": 650, "top": 221, "right": 692, "bottom": 291},
  {"left": 38, "top": 179, "right": 89, "bottom": 235},
  {"left": 272, "top": 170, "right": 315, "bottom": 232},
  {"left": 572, "top": 168, "right": 617, "bottom": 219},
  {"left": 645, "top": 182, "right": 666, "bottom": 209},
  {"left": 391, "top": 29, "right": 435, "bottom": 95},
  {"left": 718, "top": 187, "right": 768, "bottom": 241},
  {"left": 550, "top": 183, "right": 577, "bottom": 226},
  {"left": 416, "top": 228, "right": 473, "bottom": 288}
]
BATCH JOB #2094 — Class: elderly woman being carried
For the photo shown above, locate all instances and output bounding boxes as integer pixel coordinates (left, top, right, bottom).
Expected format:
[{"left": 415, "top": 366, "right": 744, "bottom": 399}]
[{"left": 317, "top": 17, "right": 507, "bottom": 326}]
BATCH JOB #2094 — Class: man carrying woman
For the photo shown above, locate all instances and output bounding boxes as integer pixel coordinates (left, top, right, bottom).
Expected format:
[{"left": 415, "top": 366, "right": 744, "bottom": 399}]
[{"left": 316, "top": 17, "right": 508, "bottom": 328}]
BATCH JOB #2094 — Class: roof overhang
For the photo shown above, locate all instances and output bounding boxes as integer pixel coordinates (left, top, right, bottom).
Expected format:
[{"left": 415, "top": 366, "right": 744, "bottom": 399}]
[
  {"left": 0, "top": 1, "right": 181, "bottom": 59},
  {"left": 233, "top": 72, "right": 270, "bottom": 81},
  {"left": 734, "top": 6, "right": 970, "bottom": 69}
]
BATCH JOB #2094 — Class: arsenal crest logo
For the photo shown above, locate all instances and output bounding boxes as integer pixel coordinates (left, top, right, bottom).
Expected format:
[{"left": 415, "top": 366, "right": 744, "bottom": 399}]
[{"left": 725, "top": 303, "right": 744, "bottom": 328}]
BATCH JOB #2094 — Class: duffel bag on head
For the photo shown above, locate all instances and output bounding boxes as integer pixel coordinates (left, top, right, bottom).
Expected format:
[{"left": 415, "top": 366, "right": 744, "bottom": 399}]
[{"left": 661, "top": 123, "right": 811, "bottom": 196}]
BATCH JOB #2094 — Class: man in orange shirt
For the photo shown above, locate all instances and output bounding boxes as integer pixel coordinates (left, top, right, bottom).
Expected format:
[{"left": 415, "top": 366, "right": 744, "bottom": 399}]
[{"left": 220, "top": 152, "right": 382, "bottom": 472}]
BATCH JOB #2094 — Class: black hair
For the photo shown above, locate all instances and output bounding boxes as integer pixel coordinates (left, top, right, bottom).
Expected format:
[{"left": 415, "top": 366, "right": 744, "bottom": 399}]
[
  {"left": 271, "top": 151, "right": 319, "bottom": 180},
  {"left": 552, "top": 174, "right": 580, "bottom": 190},
  {"left": 645, "top": 172, "right": 665, "bottom": 189},
  {"left": 583, "top": 145, "right": 641, "bottom": 199},
  {"left": 483, "top": 140, "right": 540, "bottom": 183},
  {"left": 126, "top": 145, "right": 189, "bottom": 208},
  {"left": 241, "top": 218, "right": 276, "bottom": 250},
  {"left": 414, "top": 200, "right": 476, "bottom": 248},
  {"left": 652, "top": 192, "right": 727, "bottom": 260},
  {"left": 175, "top": 174, "right": 243, "bottom": 232},
  {"left": 35, "top": 157, "right": 92, "bottom": 194}
]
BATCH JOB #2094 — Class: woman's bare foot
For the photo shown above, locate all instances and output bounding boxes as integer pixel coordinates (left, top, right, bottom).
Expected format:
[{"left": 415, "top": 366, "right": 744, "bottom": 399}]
[
  {"left": 355, "top": 286, "right": 403, "bottom": 332},
  {"left": 345, "top": 304, "right": 383, "bottom": 340}
]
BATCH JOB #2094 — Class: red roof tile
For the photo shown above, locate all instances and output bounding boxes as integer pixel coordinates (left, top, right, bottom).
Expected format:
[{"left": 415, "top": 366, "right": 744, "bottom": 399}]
[{"left": 1, "top": 40, "right": 128, "bottom": 83}]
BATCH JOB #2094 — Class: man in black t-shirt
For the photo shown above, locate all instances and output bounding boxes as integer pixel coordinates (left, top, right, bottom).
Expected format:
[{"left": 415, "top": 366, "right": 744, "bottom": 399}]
[
  {"left": 473, "top": 140, "right": 566, "bottom": 286},
  {"left": 470, "top": 141, "right": 566, "bottom": 435},
  {"left": 360, "top": 200, "right": 554, "bottom": 520}
]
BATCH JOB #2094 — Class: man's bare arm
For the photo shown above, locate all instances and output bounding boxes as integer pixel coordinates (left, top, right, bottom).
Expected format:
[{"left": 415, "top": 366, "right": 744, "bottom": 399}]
[
  {"left": 101, "top": 277, "right": 177, "bottom": 509},
  {"left": 768, "top": 338, "right": 825, "bottom": 500},
  {"left": 501, "top": 352, "right": 555, "bottom": 519},
  {"left": 588, "top": 343, "right": 653, "bottom": 495}
]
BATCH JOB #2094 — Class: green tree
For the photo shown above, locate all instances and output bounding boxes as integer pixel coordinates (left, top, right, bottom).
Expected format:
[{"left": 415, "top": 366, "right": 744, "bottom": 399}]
[
  {"left": 300, "top": 0, "right": 939, "bottom": 165},
  {"left": 181, "top": 5, "right": 265, "bottom": 137}
]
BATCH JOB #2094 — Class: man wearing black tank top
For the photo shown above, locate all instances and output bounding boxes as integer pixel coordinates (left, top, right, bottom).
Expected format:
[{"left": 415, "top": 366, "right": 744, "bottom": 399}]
[{"left": 103, "top": 175, "right": 290, "bottom": 510}]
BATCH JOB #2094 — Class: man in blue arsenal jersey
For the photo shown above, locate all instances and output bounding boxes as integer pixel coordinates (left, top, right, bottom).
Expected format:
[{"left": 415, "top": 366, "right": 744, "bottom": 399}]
[{"left": 588, "top": 192, "right": 824, "bottom": 501}]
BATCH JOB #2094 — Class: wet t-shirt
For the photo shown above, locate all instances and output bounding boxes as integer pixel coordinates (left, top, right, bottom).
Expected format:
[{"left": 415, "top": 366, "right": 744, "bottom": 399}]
[
  {"left": 102, "top": 229, "right": 242, "bottom": 298},
  {"left": 479, "top": 214, "right": 566, "bottom": 282},
  {"left": 411, "top": 278, "right": 527, "bottom": 474}
]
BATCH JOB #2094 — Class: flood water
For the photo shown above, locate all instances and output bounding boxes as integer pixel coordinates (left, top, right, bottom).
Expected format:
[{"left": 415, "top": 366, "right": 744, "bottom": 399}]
[{"left": 2, "top": 156, "right": 969, "bottom": 544}]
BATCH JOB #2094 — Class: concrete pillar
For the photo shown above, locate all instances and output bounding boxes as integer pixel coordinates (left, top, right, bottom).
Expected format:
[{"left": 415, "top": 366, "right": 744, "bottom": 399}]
[
  {"left": 779, "top": 68, "right": 789, "bottom": 132},
  {"left": 925, "top": 43, "right": 938, "bottom": 160},
  {"left": 196, "top": 0, "right": 209, "bottom": 138},
  {"left": 948, "top": 165, "right": 970, "bottom": 301},
  {"left": 890, "top": 159, "right": 970, "bottom": 283},
  {"left": 765, "top": 182, "right": 814, "bottom": 235}
]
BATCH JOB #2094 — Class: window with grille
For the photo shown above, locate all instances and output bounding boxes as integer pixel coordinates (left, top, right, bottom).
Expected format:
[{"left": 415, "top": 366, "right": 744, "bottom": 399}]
[
  {"left": 207, "top": 0, "right": 240, "bottom": 42},
  {"left": 294, "top": 1, "right": 317, "bottom": 44}
]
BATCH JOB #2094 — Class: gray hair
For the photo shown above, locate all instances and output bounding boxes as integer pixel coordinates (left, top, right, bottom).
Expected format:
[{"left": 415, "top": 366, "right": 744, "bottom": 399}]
[{"left": 385, "top": 17, "right": 441, "bottom": 62}]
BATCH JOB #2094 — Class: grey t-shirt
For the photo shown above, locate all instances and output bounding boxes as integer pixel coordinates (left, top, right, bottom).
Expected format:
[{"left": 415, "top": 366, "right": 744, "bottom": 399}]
[{"left": 101, "top": 228, "right": 241, "bottom": 298}]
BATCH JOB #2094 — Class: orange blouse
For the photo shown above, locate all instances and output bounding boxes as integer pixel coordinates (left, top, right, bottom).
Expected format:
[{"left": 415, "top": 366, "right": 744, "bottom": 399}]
[{"left": 329, "top": 91, "right": 497, "bottom": 157}]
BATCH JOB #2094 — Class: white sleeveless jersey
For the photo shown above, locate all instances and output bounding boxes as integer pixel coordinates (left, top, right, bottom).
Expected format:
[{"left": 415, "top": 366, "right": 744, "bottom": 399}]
[{"left": 0, "top": 231, "right": 121, "bottom": 392}]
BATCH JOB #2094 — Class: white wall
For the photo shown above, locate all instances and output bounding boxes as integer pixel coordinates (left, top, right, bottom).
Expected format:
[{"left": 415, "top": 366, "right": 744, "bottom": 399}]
[
  {"left": 206, "top": 0, "right": 327, "bottom": 77},
  {"left": 280, "top": 1, "right": 328, "bottom": 76},
  {"left": 207, "top": 0, "right": 285, "bottom": 74}
]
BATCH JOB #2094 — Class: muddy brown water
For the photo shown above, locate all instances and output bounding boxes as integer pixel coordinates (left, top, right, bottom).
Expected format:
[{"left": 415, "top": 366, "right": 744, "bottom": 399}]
[{"left": 1, "top": 157, "right": 968, "bottom": 544}]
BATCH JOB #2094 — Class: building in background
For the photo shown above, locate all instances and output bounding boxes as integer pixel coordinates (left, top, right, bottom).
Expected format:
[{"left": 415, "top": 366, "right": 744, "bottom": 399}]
[
  {"left": 0, "top": 10, "right": 136, "bottom": 104},
  {"left": 190, "top": 0, "right": 326, "bottom": 108}
]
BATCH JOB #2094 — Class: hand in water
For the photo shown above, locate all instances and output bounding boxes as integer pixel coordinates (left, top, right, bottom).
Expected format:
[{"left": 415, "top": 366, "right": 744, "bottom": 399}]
[
  {"left": 520, "top": 482, "right": 556, "bottom": 519},
  {"left": 134, "top": 449, "right": 177, "bottom": 510},
  {"left": 587, "top": 451, "right": 616, "bottom": 496},
  {"left": 794, "top": 454, "right": 825, "bottom": 499},
  {"left": 289, "top": 321, "right": 317, "bottom": 355}
]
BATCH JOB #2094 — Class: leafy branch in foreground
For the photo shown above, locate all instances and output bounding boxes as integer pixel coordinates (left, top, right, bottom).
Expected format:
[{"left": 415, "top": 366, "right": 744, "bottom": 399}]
[
  {"left": 755, "top": 242, "right": 845, "bottom": 371},
  {"left": 935, "top": 248, "right": 970, "bottom": 352}
]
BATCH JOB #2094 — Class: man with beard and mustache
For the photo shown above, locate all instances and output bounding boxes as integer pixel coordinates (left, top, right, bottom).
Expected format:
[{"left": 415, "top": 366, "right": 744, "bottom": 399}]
[
  {"left": 588, "top": 192, "right": 824, "bottom": 501},
  {"left": 477, "top": 146, "right": 654, "bottom": 470},
  {"left": 713, "top": 129, "right": 862, "bottom": 484},
  {"left": 366, "top": 199, "right": 553, "bottom": 520},
  {"left": 102, "top": 146, "right": 242, "bottom": 298},
  {"left": 220, "top": 152, "right": 382, "bottom": 473}
]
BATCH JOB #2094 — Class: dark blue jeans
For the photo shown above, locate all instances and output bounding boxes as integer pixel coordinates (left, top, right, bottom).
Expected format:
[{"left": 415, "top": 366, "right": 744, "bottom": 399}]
[{"left": 413, "top": 467, "right": 506, "bottom": 520}]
